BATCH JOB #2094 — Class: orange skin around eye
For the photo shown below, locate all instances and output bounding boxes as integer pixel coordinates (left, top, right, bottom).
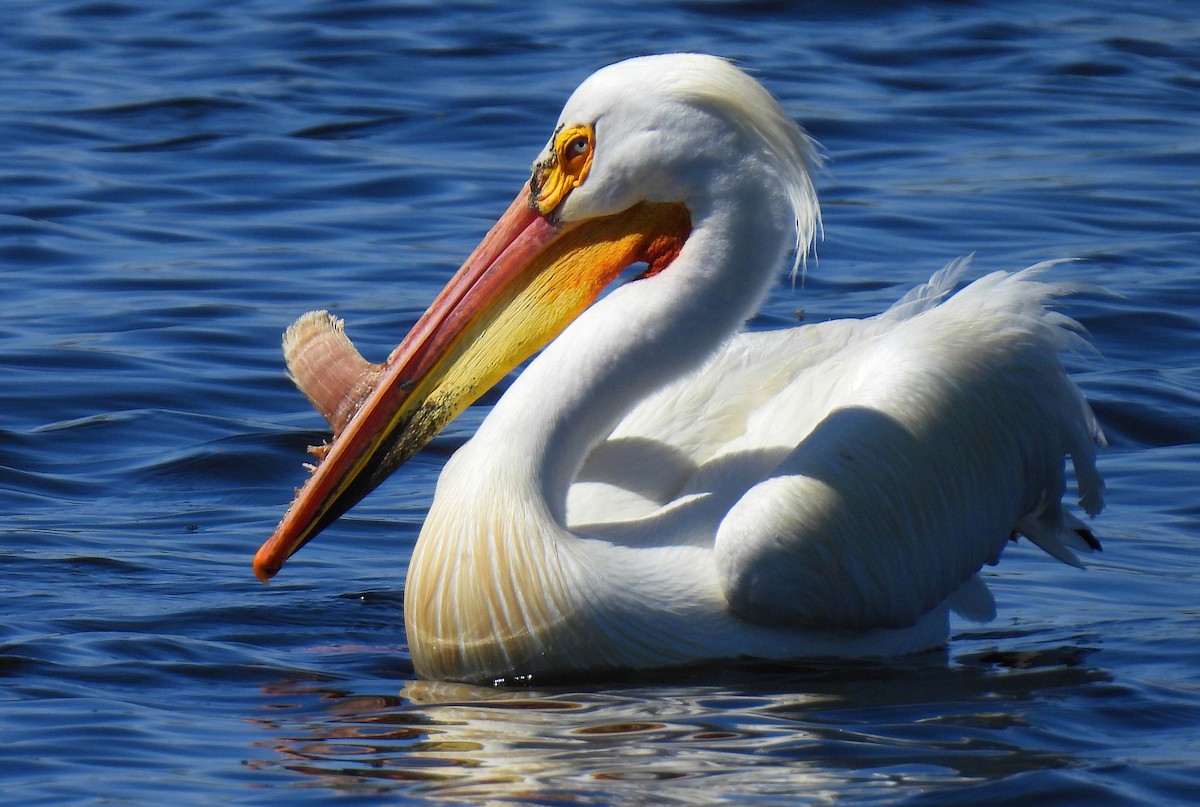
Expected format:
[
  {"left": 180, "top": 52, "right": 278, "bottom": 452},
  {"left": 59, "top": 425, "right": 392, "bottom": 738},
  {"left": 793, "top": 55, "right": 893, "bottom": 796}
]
[{"left": 534, "top": 123, "right": 595, "bottom": 213}]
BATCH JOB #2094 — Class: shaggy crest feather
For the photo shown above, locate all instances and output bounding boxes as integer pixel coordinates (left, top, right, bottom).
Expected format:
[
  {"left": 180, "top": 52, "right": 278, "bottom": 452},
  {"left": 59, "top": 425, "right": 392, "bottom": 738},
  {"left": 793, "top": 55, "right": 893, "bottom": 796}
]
[{"left": 653, "top": 54, "right": 823, "bottom": 277}]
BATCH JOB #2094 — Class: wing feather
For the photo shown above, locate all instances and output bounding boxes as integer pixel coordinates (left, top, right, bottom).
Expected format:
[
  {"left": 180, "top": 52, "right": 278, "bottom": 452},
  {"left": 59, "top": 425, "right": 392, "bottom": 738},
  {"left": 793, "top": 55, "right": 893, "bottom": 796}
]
[{"left": 712, "top": 264, "right": 1104, "bottom": 629}]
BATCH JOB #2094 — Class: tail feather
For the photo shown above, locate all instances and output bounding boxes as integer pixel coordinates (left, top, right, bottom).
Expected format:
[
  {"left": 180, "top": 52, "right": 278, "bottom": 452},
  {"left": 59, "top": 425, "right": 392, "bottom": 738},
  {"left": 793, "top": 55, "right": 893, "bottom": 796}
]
[
  {"left": 1065, "top": 512, "right": 1103, "bottom": 552},
  {"left": 1016, "top": 509, "right": 1102, "bottom": 570}
]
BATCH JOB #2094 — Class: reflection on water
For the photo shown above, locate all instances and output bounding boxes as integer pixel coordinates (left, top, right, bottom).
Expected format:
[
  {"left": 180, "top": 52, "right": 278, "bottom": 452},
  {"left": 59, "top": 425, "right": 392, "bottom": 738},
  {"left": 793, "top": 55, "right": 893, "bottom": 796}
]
[{"left": 251, "top": 647, "right": 1109, "bottom": 804}]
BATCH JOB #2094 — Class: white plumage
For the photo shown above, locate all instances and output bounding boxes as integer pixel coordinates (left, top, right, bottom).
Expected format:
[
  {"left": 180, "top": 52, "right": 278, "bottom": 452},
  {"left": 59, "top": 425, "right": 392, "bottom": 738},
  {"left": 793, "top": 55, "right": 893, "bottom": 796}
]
[{"left": 260, "top": 54, "right": 1105, "bottom": 684}]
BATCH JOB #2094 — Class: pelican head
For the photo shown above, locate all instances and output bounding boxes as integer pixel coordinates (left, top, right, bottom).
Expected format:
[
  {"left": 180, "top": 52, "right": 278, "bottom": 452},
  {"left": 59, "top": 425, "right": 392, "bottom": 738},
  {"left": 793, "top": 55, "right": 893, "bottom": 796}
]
[
  {"left": 544, "top": 54, "right": 821, "bottom": 259},
  {"left": 254, "top": 54, "right": 821, "bottom": 581}
]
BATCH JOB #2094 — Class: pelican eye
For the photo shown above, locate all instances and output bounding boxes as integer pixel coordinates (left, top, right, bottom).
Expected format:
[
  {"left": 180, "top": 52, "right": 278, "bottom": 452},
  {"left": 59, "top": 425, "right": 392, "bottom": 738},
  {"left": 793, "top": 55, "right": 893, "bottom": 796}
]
[
  {"left": 564, "top": 133, "right": 589, "bottom": 161},
  {"left": 534, "top": 123, "right": 595, "bottom": 214}
]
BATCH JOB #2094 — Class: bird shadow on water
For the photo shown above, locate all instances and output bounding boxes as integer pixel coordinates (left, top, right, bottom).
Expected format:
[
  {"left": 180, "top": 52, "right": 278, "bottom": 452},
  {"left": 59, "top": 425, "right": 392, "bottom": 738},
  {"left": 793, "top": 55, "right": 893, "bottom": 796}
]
[{"left": 246, "top": 643, "right": 1110, "bottom": 804}]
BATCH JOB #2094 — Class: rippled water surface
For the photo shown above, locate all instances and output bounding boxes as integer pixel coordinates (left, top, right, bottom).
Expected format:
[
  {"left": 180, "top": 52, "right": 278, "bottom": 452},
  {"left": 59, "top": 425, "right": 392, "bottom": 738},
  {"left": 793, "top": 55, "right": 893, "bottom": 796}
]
[{"left": 4, "top": 1, "right": 1199, "bottom": 804}]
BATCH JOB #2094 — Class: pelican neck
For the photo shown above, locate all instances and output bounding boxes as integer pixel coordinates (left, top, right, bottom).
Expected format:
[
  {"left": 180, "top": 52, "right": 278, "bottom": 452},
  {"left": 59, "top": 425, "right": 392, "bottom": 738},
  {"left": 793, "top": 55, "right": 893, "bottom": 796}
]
[{"left": 470, "top": 177, "right": 796, "bottom": 525}]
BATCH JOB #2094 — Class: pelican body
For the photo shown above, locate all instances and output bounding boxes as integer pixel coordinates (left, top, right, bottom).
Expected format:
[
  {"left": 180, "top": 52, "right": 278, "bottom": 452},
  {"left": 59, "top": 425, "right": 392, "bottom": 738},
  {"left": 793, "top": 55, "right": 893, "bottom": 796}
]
[{"left": 255, "top": 55, "right": 1104, "bottom": 684}]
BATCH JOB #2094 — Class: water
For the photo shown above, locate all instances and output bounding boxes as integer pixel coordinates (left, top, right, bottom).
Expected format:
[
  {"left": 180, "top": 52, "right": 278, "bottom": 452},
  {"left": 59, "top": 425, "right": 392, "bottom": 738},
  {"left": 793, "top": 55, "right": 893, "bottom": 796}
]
[{"left": 3, "top": 0, "right": 1198, "bottom": 803}]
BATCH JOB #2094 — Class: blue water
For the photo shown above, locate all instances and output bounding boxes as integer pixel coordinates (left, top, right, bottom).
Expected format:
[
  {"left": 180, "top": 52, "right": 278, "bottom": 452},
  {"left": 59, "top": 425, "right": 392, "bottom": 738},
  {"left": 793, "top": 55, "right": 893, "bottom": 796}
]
[{"left": 3, "top": 0, "right": 1199, "bottom": 803}]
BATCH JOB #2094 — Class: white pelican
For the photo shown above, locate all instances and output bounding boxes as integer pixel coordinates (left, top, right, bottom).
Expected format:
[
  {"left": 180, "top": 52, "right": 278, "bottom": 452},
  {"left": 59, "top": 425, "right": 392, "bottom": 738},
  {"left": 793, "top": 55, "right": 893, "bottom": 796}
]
[{"left": 255, "top": 54, "right": 1105, "bottom": 684}]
